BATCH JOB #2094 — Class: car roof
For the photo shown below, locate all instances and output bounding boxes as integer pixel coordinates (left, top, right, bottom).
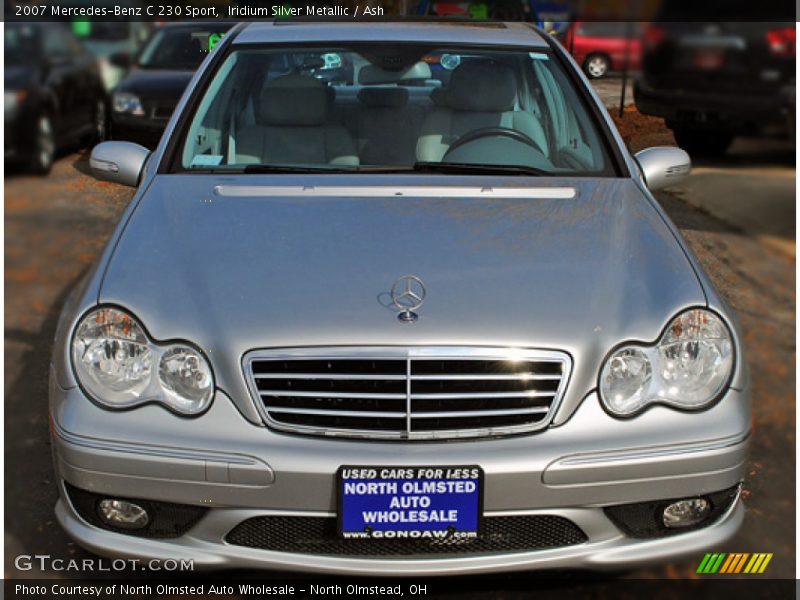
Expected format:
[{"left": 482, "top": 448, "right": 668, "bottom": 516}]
[{"left": 235, "top": 21, "right": 549, "bottom": 48}]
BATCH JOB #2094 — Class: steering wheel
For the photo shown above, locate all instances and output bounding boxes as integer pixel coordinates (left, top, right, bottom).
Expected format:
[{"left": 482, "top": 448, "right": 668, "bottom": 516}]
[{"left": 443, "top": 127, "right": 542, "bottom": 159}]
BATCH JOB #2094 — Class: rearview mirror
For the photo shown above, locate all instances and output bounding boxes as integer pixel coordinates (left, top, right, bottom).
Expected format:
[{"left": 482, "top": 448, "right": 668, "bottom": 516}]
[
  {"left": 89, "top": 141, "right": 150, "bottom": 187},
  {"left": 302, "top": 56, "right": 326, "bottom": 70},
  {"left": 634, "top": 146, "right": 691, "bottom": 191}
]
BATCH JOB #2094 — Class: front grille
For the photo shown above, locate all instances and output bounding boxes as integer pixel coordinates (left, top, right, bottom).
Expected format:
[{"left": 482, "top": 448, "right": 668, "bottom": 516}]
[
  {"left": 148, "top": 104, "right": 174, "bottom": 121},
  {"left": 244, "top": 348, "right": 571, "bottom": 440},
  {"left": 225, "top": 515, "right": 587, "bottom": 557}
]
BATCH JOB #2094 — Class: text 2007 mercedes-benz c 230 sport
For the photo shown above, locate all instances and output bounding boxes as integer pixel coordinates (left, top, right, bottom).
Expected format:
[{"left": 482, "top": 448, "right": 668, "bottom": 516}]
[{"left": 50, "top": 21, "right": 749, "bottom": 574}]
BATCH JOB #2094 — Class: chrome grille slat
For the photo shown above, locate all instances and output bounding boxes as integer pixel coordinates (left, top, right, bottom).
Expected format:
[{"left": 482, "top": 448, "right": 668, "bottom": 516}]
[
  {"left": 410, "top": 407, "right": 550, "bottom": 418},
  {"left": 411, "top": 374, "right": 562, "bottom": 381},
  {"left": 254, "top": 373, "right": 408, "bottom": 380},
  {"left": 411, "top": 391, "right": 556, "bottom": 400},
  {"left": 244, "top": 347, "right": 571, "bottom": 440},
  {"left": 259, "top": 390, "right": 407, "bottom": 399},
  {"left": 267, "top": 407, "right": 406, "bottom": 418}
]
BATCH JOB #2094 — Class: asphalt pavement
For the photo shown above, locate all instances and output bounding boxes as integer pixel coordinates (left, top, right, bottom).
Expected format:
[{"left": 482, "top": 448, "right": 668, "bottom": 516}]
[
  {"left": 3, "top": 114, "right": 795, "bottom": 585},
  {"left": 591, "top": 72, "right": 636, "bottom": 110}
]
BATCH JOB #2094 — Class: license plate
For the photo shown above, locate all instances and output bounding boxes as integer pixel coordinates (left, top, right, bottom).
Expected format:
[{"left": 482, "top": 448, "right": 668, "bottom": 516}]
[
  {"left": 338, "top": 466, "right": 482, "bottom": 540},
  {"left": 694, "top": 49, "right": 725, "bottom": 69}
]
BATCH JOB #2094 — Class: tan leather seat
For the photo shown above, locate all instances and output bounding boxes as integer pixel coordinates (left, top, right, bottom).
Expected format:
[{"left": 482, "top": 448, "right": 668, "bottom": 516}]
[
  {"left": 416, "top": 62, "right": 548, "bottom": 162},
  {"left": 236, "top": 75, "right": 359, "bottom": 166},
  {"left": 355, "top": 88, "right": 424, "bottom": 165}
]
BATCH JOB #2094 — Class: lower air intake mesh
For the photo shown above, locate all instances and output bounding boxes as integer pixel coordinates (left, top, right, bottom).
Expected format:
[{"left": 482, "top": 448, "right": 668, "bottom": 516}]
[{"left": 225, "top": 515, "right": 588, "bottom": 557}]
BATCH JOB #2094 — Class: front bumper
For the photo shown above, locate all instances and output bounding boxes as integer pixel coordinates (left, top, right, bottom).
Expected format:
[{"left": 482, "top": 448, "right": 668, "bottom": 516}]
[
  {"left": 50, "top": 368, "right": 749, "bottom": 574},
  {"left": 55, "top": 493, "right": 744, "bottom": 575}
]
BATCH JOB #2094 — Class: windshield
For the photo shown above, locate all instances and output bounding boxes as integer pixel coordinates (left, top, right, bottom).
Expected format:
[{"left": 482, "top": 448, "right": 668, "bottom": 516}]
[
  {"left": 5, "top": 24, "right": 40, "bottom": 66},
  {"left": 138, "top": 25, "right": 230, "bottom": 70},
  {"left": 179, "top": 44, "right": 613, "bottom": 175}
]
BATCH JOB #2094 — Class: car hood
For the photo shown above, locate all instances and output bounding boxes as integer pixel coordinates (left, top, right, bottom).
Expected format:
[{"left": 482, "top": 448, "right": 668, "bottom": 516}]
[
  {"left": 100, "top": 175, "right": 705, "bottom": 423},
  {"left": 114, "top": 68, "right": 194, "bottom": 98}
]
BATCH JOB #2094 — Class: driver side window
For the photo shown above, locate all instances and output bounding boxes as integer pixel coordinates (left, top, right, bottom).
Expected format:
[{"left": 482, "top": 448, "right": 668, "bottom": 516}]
[{"left": 415, "top": 59, "right": 552, "bottom": 170}]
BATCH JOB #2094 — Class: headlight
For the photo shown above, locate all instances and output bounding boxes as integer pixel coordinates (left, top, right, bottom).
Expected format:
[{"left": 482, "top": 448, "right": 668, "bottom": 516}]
[
  {"left": 600, "top": 308, "right": 734, "bottom": 416},
  {"left": 112, "top": 92, "right": 145, "bottom": 116},
  {"left": 72, "top": 307, "right": 214, "bottom": 415}
]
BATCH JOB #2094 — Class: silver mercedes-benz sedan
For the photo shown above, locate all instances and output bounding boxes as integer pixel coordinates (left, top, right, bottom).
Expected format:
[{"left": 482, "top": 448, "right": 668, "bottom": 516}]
[{"left": 50, "top": 21, "right": 748, "bottom": 575}]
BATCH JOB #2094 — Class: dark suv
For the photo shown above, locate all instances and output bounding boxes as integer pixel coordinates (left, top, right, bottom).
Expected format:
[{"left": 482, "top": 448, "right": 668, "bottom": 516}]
[{"left": 634, "top": 22, "right": 795, "bottom": 156}]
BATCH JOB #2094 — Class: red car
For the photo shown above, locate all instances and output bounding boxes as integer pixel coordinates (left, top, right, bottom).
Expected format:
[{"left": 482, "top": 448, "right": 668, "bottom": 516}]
[{"left": 562, "top": 22, "right": 642, "bottom": 78}]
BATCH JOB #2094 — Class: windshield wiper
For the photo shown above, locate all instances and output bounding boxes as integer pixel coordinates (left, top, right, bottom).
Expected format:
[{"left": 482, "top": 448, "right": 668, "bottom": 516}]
[
  {"left": 239, "top": 164, "right": 428, "bottom": 174},
  {"left": 225, "top": 163, "right": 552, "bottom": 176},
  {"left": 411, "top": 162, "right": 551, "bottom": 177},
  {"left": 241, "top": 164, "right": 359, "bottom": 174}
]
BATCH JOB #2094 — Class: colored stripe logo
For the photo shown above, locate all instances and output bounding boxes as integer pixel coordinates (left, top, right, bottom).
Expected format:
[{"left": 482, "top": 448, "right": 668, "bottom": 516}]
[{"left": 697, "top": 553, "right": 773, "bottom": 574}]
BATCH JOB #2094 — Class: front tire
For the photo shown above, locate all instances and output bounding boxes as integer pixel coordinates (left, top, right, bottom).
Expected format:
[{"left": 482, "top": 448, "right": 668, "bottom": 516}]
[
  {"left": 584, "top": 54, "right": 610, "bottom": 79},
  {"left": 672, "top": 128, "right": 733, "bottom": 157},
  {"left": 30, "top": 114, "right": 55, "bottom": 175}
]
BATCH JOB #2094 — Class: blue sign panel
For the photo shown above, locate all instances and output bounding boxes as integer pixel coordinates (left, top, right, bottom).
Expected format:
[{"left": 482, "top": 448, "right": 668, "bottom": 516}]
[{"left": 338, "top": 466, "right": 482, "bottom": 540}]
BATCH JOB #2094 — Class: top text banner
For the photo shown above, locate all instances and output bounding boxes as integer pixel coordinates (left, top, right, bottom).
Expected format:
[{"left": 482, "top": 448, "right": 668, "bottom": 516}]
[{"left": 4, "top": 0, "right": 797, "bottom": 22}]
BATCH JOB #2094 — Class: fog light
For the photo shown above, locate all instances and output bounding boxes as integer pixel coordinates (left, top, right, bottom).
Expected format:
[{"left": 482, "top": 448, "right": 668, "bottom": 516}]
[
  {"left": 97, "top": 499, "right": 150, "bottom": 530},
  {"left": 662, "top": 498, "right": 710, "bottom": 528}
]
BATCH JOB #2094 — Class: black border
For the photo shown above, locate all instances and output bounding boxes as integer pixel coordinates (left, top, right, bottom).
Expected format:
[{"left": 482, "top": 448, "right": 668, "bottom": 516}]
[{"left": 336, "top": 465, "right": 485, "bottom": 540}]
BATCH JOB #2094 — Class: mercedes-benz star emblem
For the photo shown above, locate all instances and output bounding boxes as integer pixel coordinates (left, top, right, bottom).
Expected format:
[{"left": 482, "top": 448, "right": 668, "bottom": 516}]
[{"left": 390, "top": 275, "right": 426, "bottom": 323}]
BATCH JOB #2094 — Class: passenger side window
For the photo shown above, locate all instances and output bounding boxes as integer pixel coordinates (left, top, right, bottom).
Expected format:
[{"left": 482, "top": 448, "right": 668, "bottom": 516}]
[{"left": 528, "top": 55, "right": 603, "bottom": 170}]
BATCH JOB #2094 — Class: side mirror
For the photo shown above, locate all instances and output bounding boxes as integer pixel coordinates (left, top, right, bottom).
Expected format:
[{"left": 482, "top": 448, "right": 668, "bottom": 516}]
[
  {"left": 634, "top": 146, "right": 691, "bottom": 191},
  {"left": 89, "top": 141, "right": 150, "bottom": 187},
  {"left": 109, "top": 52, "right": 132, "bottom": 69}
]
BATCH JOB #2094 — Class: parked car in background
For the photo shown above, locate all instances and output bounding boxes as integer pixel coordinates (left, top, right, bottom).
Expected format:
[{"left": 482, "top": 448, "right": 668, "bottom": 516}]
[
  {"left": 73, "top": 20, "right": 152, "bottom": 91},
  {"left": 110, "top": 21, "right": 234, "bottom": 149},
  {"left": 5, "top": 21, "right": 107, "bottom": 174},
  {"left": 635, "top": 22, "right": 795, "bottom": 156},
  {"left": 47, "top": 0, "right": 152, "bottom": 91},
  {"left": 561, "top": 21, "right": 642, "bottom": 79},
  {"left": 56, "top": 21, "right": 748, "bottom": 574}
]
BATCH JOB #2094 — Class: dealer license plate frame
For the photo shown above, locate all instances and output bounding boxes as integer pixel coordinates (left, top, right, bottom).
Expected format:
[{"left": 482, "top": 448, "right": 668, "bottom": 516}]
[{"left": 336, "top": 465, "right": 484, "bottom": 540}]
